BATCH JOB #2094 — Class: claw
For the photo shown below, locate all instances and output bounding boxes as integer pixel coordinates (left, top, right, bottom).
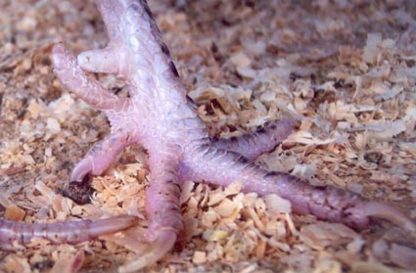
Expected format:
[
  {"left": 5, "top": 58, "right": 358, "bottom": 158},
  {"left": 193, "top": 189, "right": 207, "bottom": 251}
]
[
  {"left": 356, "top": 201, "right": 416, "bottom": 232},
  {"left": 70, "top": 130, "right": 137, "bottom": 182},
  {"left": 118, "top": 229, "right": 177, "bottom": 273},
  {"left": 70, "top": 156, "right": 95, "bottom": 182},
  {"left": 87, "top": 216, "right": 139, "bottom": 238}
]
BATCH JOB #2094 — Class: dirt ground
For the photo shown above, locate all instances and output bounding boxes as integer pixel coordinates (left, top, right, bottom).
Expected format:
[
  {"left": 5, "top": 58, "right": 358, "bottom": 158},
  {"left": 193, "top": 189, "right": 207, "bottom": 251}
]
[{"left": 1, "top": 0, "right": 416, "bottom": 272}]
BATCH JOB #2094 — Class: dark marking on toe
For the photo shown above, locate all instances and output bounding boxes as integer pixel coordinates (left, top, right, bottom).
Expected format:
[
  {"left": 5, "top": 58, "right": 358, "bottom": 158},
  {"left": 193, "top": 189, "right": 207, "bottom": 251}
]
[
  {"left": 257, "top": 127, "right": 266, "bottom": 134},
  {"left": 364, "top": 151, "right": 383, "bottom": 164},
  {"left": 173, "top": 183, "right": 181, "bottom": 193},
  {"left": 140, "top": 0, "right": 153, "bottom": 18},
  {"left": 169, "top": 61, "right": 180, "bottom": 77},
  {"left": 315, "top": 185, "right": 328, "bottom": 191},
  {"left": 128, "top": 2, "right": 140, "bottom": 12},
  {"left": 60, "top": 175, "right": 95, "bottom": 205},
  {"left": 142, "top": 1, "right": 162, "bottom": 44},
  {"left": 161, "top": 43, "right": 171, "bottom": 56},
  {"left": 186, "top": 94, "right": 197, "bottom": 108},
  {"left": 264, "top": 171, "right": 281, "bottom": 178},
  {"left": 237, "top": 156, "right": 249, "bottom": 164},
  {"left": 264, "top": 121, "right": 277, "bottom": 130},
  {"left": 0, "top": 93, "right": 3, "bottom": 115},
  {"left": 150, "top": 23, "right": 162, "bottom": 41}
]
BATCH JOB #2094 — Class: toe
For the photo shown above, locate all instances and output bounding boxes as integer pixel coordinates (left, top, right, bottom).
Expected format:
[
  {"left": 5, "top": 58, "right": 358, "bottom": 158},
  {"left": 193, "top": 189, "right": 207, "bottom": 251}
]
[{"left": 70, "top": 157, "right": 94, "bottom": 182}]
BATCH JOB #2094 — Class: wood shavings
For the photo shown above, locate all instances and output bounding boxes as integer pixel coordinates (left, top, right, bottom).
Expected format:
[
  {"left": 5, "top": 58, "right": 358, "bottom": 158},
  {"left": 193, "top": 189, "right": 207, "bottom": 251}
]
[
  {"left": 229, "top": 51, "right": 252, "bottom": 68},
  {"left": 192, "top": 251, "right": 207, "bottom": 264},
  {"left": 285, "top": 131, "right": 338, "bottom": 146},
  {"left": 263, "top": 193, "right": 292, "bottom": 214},
  {"left": 180, "top": 180, "right": 195, "bottom": 205},
  {"left": 300, "top": 222, "right": 360, "bottom": 251},
  {"left": 252, "top": 228, "right": 291, "bottom": 253},
  {"left": 214, "top": 198, "right": 239, "bottom": 218},
  {"left": 372, "top": 239, "right": 416, "bottom": 269},
  {"left": 47, "top": 93, "right": 77, "bottom": 121},
  {"left": 0, "top": 193, "right": 13, "bottom": 208},
  {"left": 353, "top": 120, "right": 406, "bottom": 140},
  {"left": 2, "top": 0, "right": 416, "bottom": 272},
  {"left": 312, "top": 258, "right": 342, "bottom": 273},
  {"left": 26, "top": 99, "right": 44, "bottom": 119},
  {"left": 104, "top": 227, "right": 148, "bottom": 254},
  {"left": 16, "top": 17, "right": 38, "bottom": 33},
  {"left": 362, "top": 33, "right": 383, "bottom": 65},
  {"left": 46, "top": 118, "right": 61, "bottom": 134},
  {"left": 202, "top": 229, "right": 229, "bottom": 242},
  {"left": 49, "top": 251, "right": 85, "bottom": 273},
  {"left": 350, "top": 262, "right": 395, "bottom": 273},
  {"left": 369, "top": 82, "right": 403, "bottom": 101},
  {"left": 2, "top": 255, "right": 31, "bottom": 273},
  {"left": 4, "top": 204, "right": 26, "bottom": 221}
]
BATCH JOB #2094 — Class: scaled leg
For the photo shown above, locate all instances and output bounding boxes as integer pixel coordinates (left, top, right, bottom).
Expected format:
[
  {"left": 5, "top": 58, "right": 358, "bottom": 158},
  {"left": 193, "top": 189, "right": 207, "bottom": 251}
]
[
  {"left": 211, "top": 119, "right": 296, "bottom": 160},
  {"left": 119, "top": 152, "right": 183, "bottom": 273},
  {"left": 71, "top": 129, "right": 137, "bottom": 182},
  {"left": 180, "top": 145, "right": 415, "bottom": 231},
  {"left": 52, "top": 43, "right": 128, "bottom": 111},
  {"left": 0, "top": 215, "right": 137, "bottom": 247}
]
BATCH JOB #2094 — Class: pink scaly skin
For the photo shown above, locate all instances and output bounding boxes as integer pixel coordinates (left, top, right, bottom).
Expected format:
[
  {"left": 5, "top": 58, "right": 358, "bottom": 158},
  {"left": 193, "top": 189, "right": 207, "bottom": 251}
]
[
  {"left": 211, "top": 119, "right": 297, "bottom": 161},
  {"left": 0, "top": 44, "right": 138, "bottom": 248},
  {"left": 0, "top": 216, "right": 137, "bottom": 246},
  {"left": 10, "top": 0, "right": 413, "bottom": 272}
]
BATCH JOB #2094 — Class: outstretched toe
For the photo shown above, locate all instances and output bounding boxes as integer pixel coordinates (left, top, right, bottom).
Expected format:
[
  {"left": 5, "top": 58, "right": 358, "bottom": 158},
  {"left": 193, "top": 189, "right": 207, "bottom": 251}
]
[
  {"left": 0, "top": 215, "right": 138, "bottom": 246},
  {"left": 351, "top": 201, "right": 416, "bottom": 233},
  {"left": 70, "top": 130, "right": 137, "bottom": 182}
]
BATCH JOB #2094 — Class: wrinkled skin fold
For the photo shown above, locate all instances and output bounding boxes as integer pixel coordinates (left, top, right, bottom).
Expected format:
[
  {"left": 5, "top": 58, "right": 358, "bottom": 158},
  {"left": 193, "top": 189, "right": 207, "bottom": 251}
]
[{"left": 2, "top": 0, "right": 414, "bottom": 272}]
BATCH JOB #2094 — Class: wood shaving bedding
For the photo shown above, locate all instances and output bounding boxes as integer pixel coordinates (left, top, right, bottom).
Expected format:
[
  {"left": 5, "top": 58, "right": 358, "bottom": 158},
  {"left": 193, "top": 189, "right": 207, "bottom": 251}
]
[{"left": 1, "top": 0, "right": 416, "bottom": 272}]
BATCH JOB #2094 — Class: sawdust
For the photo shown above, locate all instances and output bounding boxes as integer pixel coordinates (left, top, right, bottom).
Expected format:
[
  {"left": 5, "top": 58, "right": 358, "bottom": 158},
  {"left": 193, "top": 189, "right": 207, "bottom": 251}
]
[{"left": 0, "top": 0, "right": 415, "bottom": 272}]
